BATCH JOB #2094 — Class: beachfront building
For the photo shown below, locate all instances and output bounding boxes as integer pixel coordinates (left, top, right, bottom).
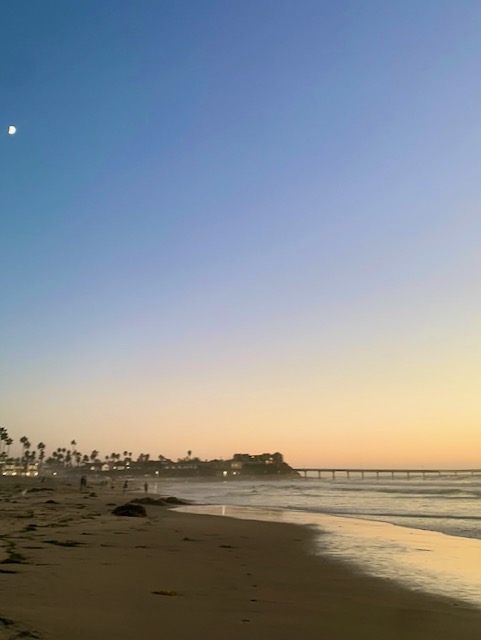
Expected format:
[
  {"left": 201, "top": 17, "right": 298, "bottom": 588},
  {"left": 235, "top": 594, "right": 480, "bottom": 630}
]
[
  {"left": 227, "top": 452, "right": 291, "bottom": 476},
  {"left": 232, "top": 452, "right": 284, "bottom": 465},
  {"left": 1, "top": 461, "right": 39, "bottom": 476},
  {"left": 34, "top": 451, "right": 297, "bottom": 479}
]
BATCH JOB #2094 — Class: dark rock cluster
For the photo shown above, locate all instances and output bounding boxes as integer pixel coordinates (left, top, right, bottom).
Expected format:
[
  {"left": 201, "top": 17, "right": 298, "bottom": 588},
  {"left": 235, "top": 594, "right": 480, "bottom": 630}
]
[{"left": 112, "top": 503, "right": 147, "bottom": 517}]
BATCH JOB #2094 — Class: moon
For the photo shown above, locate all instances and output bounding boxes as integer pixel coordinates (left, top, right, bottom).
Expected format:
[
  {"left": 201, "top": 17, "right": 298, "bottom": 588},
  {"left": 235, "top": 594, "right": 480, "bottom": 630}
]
[{"left": 7, "top": 125, "right": 16, "bottom": 135}]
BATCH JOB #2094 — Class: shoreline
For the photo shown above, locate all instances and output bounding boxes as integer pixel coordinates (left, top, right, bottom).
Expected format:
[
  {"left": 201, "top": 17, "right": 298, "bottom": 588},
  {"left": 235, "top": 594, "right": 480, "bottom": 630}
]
[
  {"left": 2, "top": 478, "right": 481, "bottom": 639},
  {"left": 175, "top": 503, "right": 481, "bottom": 608}
]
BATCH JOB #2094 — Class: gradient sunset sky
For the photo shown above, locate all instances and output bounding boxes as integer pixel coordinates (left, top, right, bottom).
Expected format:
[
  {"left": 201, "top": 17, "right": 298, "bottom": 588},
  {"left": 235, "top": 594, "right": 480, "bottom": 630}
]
[{"left": 2, "top": 1, "right": 481, "bottom": 467}]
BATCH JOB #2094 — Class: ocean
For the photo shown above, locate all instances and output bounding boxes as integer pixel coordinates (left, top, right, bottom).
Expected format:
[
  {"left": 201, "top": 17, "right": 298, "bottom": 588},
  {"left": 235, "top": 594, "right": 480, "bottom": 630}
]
[{"left": 143, "top": 475, "right": 481, "bottom": 607}]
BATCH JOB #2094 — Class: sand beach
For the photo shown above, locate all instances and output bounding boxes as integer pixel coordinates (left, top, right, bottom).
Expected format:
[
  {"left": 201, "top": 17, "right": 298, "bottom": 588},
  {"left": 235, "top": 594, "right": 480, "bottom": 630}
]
[{"left": 1, "top": 477, "right": 481, "bottom": 640}]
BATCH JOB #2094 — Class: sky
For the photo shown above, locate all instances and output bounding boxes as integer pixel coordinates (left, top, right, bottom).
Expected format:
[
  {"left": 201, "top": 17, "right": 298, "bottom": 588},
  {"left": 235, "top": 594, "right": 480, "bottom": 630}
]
[{"left": 1, "top": 0, "right": 481, "bottom": 468}]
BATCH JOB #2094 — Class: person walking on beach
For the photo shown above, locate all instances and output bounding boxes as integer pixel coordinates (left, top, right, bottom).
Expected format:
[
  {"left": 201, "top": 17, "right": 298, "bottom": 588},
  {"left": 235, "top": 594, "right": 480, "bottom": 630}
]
[
  {"left": 144, "top": 482, "right": 148, "bottom": 494},
  {"left": 123, "top": 480, "right": 128, "bottom": 494},
  {"left": 80, "top": 475, "right": 87, "bottom": 493}
]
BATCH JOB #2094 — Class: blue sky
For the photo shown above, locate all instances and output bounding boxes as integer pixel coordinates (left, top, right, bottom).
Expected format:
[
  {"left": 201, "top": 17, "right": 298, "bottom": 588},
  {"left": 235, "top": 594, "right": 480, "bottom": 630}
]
[{"left": 2, "top": 1, "right": 481, "bottom": 465}]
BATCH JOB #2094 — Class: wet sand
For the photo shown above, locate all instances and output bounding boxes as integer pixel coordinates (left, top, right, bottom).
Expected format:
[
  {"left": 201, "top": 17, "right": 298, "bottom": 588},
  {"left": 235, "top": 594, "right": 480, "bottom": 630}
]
[{"left": 1, "top": 477, "right": 481, "bottom": 639}]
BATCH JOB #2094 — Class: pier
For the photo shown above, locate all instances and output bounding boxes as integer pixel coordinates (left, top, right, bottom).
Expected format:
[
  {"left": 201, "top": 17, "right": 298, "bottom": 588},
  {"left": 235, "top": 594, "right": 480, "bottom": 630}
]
[{"left": 294, "top": 468, "right": 481, "bottom": 479}]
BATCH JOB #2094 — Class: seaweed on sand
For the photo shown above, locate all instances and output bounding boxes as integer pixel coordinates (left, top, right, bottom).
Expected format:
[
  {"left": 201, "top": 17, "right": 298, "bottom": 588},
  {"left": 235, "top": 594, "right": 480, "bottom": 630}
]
[
  {"left": 0, "top": 613, "right": 41, "bottom": 638},
  {"left": 0, "top": 538, "right": 28, "bottom": 565},
  {"left": 43, "top": 539, "right": 83, "bottom": 547}
]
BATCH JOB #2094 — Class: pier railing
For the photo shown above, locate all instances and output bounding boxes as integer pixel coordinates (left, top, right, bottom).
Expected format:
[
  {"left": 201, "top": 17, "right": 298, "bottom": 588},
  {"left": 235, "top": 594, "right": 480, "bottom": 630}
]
[{"left": 294, "top": 468, "right": 481, "bottom": 479}]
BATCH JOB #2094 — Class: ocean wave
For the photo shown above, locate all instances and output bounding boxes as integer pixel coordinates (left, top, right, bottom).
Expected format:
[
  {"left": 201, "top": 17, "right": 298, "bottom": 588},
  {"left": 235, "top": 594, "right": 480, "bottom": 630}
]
[
  {"left": 282, "top": 504, "right": 481, "bottom": 521},
  {"left": 325, "top": 485, "right": 481, "bottom": 498}
]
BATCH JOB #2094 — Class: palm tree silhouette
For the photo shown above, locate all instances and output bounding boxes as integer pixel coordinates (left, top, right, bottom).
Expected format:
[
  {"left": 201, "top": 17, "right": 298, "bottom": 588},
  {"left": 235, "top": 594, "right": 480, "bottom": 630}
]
[
  {"left": 0, "top": 427, "right": 8, "bottom": 458},
  {"left": 19, "top": 436, "right": 31, "bottom": 470},
  {"left": 37, "top": 442, "right": 46, "bottom": 467}
]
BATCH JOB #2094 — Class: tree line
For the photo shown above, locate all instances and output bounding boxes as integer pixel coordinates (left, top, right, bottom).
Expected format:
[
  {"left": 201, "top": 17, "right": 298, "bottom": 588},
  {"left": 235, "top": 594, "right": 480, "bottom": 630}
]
[{"left": 0, "top": 428, "right": 195, "bottom": 469}]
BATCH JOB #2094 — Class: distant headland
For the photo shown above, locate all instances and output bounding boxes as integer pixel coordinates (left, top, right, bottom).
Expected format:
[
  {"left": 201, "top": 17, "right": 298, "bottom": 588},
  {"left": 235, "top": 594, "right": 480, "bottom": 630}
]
[{"left": 0, "top": 431, "right": 298, "bottom": 478}]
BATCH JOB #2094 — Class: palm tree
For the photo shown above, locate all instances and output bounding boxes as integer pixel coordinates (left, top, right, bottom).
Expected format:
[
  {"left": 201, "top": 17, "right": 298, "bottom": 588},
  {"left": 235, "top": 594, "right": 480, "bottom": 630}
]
[
  {"left": 37, "top": 442, "right": 46, "bottom": 467},
  {"left": 0, "top": 428, "right": 7, "bottom": 462},
  {"left": 56, "top": 448, "right": 64, "bottom": 465},
  {"left": 5, "top": 437, "right": 13, "bottom": 458},
  {"left": 20, "top": 436, "right": 31, "bottom": 458},
  {"left": 90, "top": 450, "right": 99, "bottom": 462},
  {"left": 19, "top": 436, "right": 31, "bottom": 470},
  {"left": 70, "top": 440, "right": 77, "bottom": 466},
  {"left": 0, "top": 427, "right": 7, "bottom": 457}
]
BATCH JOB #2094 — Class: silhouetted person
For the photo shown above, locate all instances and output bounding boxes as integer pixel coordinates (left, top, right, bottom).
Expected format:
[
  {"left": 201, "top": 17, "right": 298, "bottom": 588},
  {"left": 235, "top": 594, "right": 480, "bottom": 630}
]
[
  {"left": 144, "top": 482, "right": 148, "bottom": 494},
  {"left": 80, "top": 475, "right": 87, "bottom": 493},
  {"left": 123, "top": 480, "right": 128, "bottom": 494}
]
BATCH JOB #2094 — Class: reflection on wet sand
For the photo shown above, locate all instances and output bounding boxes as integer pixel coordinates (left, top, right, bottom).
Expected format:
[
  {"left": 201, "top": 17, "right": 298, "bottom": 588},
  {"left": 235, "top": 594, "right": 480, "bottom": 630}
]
[{"left": 178, "top": 504, "right": 481, "bottom": 607}]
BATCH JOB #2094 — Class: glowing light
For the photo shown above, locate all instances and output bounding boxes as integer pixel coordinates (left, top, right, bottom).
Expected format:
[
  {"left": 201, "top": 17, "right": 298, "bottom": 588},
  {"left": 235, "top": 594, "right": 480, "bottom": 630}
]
[{"left": 7, "top": 125, "right": 16, "bottom": 135}]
